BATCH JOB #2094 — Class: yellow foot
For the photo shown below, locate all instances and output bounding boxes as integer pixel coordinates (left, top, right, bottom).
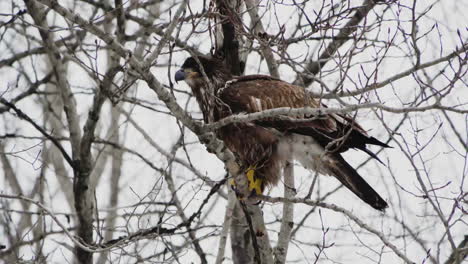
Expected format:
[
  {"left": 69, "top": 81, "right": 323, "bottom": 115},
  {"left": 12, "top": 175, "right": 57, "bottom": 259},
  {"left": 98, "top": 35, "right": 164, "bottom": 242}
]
[
  {"left": 229, "top": 179, "right": 236, "bottom": 186},
  {"left": 246, "top": 167, "right": 263, "bottom": 195}
]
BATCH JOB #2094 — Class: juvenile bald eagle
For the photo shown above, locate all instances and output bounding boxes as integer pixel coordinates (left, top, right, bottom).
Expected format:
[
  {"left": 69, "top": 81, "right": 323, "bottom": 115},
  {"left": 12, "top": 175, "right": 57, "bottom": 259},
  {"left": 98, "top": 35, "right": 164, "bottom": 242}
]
[{"left": 175, "top": 56, "right": 390, "bottom": 211}]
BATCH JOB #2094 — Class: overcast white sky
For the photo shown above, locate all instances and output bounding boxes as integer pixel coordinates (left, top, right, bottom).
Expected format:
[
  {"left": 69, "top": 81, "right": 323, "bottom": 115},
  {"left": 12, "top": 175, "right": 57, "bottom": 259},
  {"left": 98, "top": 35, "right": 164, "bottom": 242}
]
[{"left": 0, "top": 0, "right": 467, "bottom": 263}]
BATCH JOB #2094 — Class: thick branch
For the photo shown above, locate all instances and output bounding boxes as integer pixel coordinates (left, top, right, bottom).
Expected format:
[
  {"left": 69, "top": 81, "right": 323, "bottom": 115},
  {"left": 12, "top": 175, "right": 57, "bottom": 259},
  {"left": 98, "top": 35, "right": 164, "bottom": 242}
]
[
  {"left": 215, "top": 190, "right": 236, "bottom": 264},
  {"left": 215, "top": 0, "right": 243, "bottom": 75},
  {"left": 274, "top": 162, "right": 295, "bottom": 263},
  {"left": 24, "top": 0, "right": 82, "bottom": 157},
  {"left": 244, "top": 0, "right": 280, "bottom": 78}
]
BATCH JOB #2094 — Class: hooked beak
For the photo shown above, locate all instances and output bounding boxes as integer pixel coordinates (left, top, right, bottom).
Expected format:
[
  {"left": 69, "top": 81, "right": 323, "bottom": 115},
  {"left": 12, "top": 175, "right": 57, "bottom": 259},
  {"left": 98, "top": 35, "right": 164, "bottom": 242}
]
[{"left": 175, "top": 69, "right": 186, "bottom": 83}]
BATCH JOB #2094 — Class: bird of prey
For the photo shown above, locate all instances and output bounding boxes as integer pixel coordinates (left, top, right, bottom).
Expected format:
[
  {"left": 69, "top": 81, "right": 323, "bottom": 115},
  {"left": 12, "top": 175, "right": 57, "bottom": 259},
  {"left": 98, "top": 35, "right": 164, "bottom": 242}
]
[{"left": 175, "top": 56, "right": 390, "bottom": 211}]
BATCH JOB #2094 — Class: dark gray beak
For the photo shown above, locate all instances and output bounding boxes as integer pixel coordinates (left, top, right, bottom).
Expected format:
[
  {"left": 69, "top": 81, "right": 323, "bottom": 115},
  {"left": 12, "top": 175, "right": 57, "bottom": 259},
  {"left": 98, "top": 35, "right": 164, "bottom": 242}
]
[{"left": 175, "top": 69, "right": 186, "bottom": 83}]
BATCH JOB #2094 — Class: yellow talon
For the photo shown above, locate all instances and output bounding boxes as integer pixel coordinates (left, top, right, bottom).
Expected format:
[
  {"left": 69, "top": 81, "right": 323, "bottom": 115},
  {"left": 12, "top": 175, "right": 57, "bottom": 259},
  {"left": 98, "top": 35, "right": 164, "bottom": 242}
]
[
  {"left": 246, "top": 167, "right": 263, "bottom": 195},
  {"left": 229, "top": 179, "right": 236, "bottom": 186}
]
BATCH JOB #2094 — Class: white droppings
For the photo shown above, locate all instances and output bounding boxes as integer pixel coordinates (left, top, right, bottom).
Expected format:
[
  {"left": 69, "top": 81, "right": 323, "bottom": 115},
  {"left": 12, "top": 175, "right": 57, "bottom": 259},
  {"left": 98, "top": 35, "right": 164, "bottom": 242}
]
[{"left": 278, "top": 134, "right": 331, "bottom": 176}]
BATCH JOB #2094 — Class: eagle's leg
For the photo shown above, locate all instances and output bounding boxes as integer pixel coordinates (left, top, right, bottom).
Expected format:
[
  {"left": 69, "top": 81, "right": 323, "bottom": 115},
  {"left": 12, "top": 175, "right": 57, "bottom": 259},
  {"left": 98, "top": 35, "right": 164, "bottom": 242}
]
[
  {"left": 246, "top": 165, "right": 263, "bottom": 195},
  {"left": 228, "top": 171, "right": 262, "bottom": 200},
  {"left": 227, "top": 165, "right": 264, "bottom": 197}
]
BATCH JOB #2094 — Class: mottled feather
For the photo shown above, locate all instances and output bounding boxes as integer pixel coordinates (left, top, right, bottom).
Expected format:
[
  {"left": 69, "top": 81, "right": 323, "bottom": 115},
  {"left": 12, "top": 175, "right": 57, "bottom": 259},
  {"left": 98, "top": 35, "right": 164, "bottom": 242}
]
[{"left": 176, "top": 56, "right": 390, "bottom": 210}]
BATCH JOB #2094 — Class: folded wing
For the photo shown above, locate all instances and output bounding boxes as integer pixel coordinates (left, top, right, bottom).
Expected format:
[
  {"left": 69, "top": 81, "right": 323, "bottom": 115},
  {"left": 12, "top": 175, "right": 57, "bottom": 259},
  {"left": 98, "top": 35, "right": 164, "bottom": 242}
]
[
  {"left": 218, "top": 76, "right": 389, "bottom": 210},
  {"left": 218, "top": 76, "right": 390, "bottom": 156}
]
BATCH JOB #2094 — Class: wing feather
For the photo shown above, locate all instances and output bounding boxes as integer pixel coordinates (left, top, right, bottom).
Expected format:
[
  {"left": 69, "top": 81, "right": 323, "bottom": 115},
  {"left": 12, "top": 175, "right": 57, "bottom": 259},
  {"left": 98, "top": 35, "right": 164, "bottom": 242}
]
[
  {"left": 218, "top": 77, "right": 390, "bottom": 156},
  {"left": 219, "top": 78, "right": 337, "bottom": 132}
]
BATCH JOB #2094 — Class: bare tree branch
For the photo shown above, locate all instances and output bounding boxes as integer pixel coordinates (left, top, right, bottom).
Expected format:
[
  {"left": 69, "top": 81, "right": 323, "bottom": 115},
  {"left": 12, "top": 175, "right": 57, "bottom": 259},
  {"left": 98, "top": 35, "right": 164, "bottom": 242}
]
[{"left": 259, "top": 195, "right": 415, "bottom": 264}]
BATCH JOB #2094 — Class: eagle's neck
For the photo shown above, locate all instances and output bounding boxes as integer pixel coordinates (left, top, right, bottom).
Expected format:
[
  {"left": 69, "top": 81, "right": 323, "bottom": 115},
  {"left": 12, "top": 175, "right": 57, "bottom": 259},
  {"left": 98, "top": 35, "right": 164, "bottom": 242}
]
[{"left": 189, "top": 72, "right": 231, "bottom": 124}]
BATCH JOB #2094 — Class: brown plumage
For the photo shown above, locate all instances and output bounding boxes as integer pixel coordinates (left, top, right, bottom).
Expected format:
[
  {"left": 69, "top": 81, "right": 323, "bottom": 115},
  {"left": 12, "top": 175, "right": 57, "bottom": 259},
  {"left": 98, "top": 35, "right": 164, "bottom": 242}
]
[{"left": 175, "top": 56, "right": 390, "bottom": 211}]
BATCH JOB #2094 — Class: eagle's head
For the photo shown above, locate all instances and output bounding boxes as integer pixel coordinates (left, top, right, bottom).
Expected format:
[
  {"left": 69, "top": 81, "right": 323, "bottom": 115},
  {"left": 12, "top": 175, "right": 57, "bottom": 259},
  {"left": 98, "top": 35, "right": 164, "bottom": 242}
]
[{"left": 174, "top": 56, "right": 231, "bottom": 89}]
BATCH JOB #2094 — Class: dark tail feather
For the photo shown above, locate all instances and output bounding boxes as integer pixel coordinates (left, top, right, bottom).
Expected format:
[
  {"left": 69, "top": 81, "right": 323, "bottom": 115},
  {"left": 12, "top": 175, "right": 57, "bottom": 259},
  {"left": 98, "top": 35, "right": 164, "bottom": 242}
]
[
  {"left": 366, "top": 136, "right": 392, "bottom": 148},
  {"left": 328, "top": 154, "right": 388, "bottom": 211},
  {"left": 356, "top": 135, "right": 391, "bottom": 164},
  {"left": 361, "top": 148, "right": 385, "bottom": 165}
]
